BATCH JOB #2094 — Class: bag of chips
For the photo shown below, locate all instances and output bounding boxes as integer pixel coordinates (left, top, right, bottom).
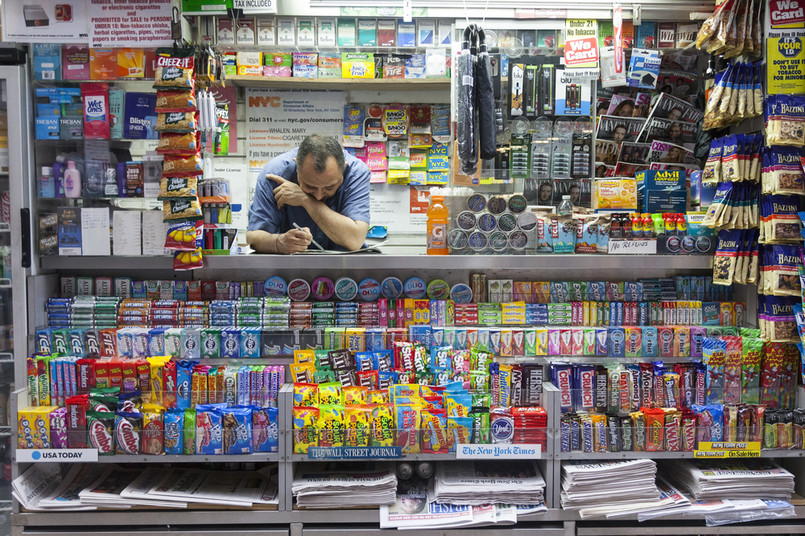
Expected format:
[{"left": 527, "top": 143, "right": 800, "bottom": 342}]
[
  {"left": 702, "top": 138, "right": 724, "bottom": 184},
  {"left": 763, "top": 146, "right": 805, "bottom": 196},
  {"left": 156, "top": 132, "right": 199, "bottom": 155},
  {"left": 154, "top": 48, "right": 195, "bottom": 90},
  {"left": 766, "top": 95, "right": 805, "bottom": 147},
  {"left": 155, "top": 90, "right": 197, "bottom": 113},
  {"left": 165, "top": 219, "right": 202, "bottom": 251},
  {"left": 156, "top": 111, "right": 198, "bottom": 133},
  {"left": 162, "top": 154, "right": 202, "bottom": 177},
  {"left": 158, "top": 176, "right": 198, "bottom": 199},
  {"left": 163, "top": 198, "right": 202, "bottom": 221}
]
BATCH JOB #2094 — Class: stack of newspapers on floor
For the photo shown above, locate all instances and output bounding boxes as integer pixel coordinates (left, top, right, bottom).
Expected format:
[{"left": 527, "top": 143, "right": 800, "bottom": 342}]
[
  {"left": 292, "top": 462, "right": 397, "bottom": 508},
  {"left": 560, "top": 459, "right": 666, "bottom": 518},
  {"left": 13, "top": 464, "right": 278, "bottom": 511},
  {"left": 380, "top": 461, "right": 547, "bottom": 529}
]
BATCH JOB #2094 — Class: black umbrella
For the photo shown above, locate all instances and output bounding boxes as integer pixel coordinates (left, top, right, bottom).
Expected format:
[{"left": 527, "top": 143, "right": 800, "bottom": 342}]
[
  {"left": 476, "top": 28, "right": 497, "bottom": 161},
  {"left": 457, "top": 24, "right": 478, "bottom": 175}
]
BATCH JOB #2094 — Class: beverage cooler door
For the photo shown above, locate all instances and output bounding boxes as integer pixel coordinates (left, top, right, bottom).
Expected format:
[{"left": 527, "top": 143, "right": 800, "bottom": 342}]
[{"left": 0, "top": 62, "right": 34, "bottom": 527}]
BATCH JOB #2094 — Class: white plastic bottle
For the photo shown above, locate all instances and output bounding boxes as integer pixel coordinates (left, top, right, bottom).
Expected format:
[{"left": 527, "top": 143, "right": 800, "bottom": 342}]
[
  {"left": 38, "top": 166, "right": 54, "bottom": 198},
  {"left": 63, "top": 160, "right": 82, "bottom": 198},
  {"left": 557, "top": 194, "right": 573, "bottom": 216}
]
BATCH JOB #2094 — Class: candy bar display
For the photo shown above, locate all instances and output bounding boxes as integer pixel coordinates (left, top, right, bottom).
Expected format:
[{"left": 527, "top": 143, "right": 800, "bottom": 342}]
[
  {"left": 555, "top": 336, "right": 801, "bottom": 453},
  {"left": 19, "top": 354, "right": 281, "bottom": 455},
  {"left": 291, "top": 346, "right": 547, "bottom": 454}
]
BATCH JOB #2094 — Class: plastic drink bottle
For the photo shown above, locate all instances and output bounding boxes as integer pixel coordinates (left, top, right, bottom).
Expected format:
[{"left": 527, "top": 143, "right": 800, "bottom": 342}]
[{"left": 426, "top": 194, "right": 449, "bottom": 255}]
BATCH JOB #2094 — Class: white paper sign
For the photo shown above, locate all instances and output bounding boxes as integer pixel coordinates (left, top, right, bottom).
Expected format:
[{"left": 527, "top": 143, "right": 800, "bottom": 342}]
[
  {"left": 17, "top": 449, "right": 99, "bottom": 463},
  {"left": 245, "top": 88, "right": 346, "bottom": 173},
  {"left": 608, "top": 239, "right": 657, "bottom": 255},
  {"left": 2, "top": 0, "right": 89, "bottom": 43},
  {"left": 456, "top": 444, "right": 542, "bottom": 459},
  {"left": 213, "top": 161, "right": 252, "bottom": 233},
  {"left": 81, "top": 207, "right": 111, "bottom": 256},
  {"left": 113, "top": 211, "right": 142, "bottom": 256},
  {"left": 89, "top": 0, "right": 173, "bottom": 48}
]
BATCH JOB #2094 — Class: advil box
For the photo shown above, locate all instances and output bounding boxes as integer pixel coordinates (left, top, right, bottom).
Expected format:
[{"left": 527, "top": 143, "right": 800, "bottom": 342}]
[{"left": 636, "top": 169, "right": 687, "bottom": 213}]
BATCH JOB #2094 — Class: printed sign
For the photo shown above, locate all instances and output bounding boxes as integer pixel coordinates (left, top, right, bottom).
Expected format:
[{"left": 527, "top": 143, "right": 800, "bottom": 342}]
[
  {"left": 565, "top": 19, "right": 599, "bottom": 69},
  {"left": 90, "top": 0, "right": 173, "bottom": 48},
  {"left": 770, "top": 0, "right": 805, "bottom": 28},
  {"left": 694, "top": 441, "right": 761, "bottom": 458},
  {"left": 233, "top": 0, "right": 277, "bottom": 14},
  {"left": 2, "top": 0, "right": 89, "bottom": 43},
  {"left": 456, "top": 444, "right": 542, "bottom": 459},
  {"left": 17, "top": 449, "right": 99, "bottom": 463},
  {"left": 308, "top": 446, "right": 402, "bottom": 459},
  {"left": 767, "top": 36, "right": 805, "bottom": 94}
]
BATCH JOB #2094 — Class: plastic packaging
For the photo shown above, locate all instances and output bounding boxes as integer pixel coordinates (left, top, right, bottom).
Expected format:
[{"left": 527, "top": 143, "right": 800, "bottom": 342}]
[
  {"left": 63, "top": 161, "right": 82, "bottom": 198},
  {"left": 557, "top": 195, "right": 573, "bottom": 216},
  {"left": 39, "top": 166, "right": 54, "bottom": 198},
  {"left": 426, "top": 194, "right": 448, "bottom": 255}
]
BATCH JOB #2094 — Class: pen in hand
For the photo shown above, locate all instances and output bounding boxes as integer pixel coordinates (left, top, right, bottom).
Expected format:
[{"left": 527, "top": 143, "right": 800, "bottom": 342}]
[{"left": 292, "top": 223, "right": 324, "bottom": 251}]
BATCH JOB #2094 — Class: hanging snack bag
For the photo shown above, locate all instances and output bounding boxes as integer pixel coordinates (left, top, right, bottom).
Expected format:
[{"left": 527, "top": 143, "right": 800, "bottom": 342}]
[
  {"left": 720, "top": 135, "right": 739, "bottom": 183},
  {"left": 768, "top": 146, "right": 805, "bottom": 196},
  {"left": 154, "top": 48, "right": 195, "bottom": 90},
  {"left": 159, "top": 176, "right": 199, "bottom": 199},
  {"left": 157, "top": 132, "right": 200, "bottom": 155},
  {"left": 155, "top": 90, "right": 197, "bottom": 113},
  {"left": 156, "top": 111, "right": 198, "bottom": 132},
  {"left": 766, "top": 95, "right": 805, "bottom": 147},
  {"left": 702, "top": 138, "right": 724, "bottom": 184},
  {"left": 162, "top": 154, "right": 203, "bottom": 177},
  {"left": 713, "top": 229, "right": 742, "bottom": 285}
]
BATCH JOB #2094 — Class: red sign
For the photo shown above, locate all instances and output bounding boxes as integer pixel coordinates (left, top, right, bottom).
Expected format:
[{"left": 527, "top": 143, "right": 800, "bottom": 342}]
[
  {"left": 564, "top": 37, "right": 600, "bottom": 66},
  {"left": 770, "top": 0, "right": 805, "bottom": 27}
]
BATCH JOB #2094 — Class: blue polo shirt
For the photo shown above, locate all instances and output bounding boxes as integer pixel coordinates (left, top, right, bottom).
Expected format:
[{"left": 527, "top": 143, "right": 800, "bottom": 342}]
[{"left": 248, "top": 148, "right": 371, "bottom": 251}]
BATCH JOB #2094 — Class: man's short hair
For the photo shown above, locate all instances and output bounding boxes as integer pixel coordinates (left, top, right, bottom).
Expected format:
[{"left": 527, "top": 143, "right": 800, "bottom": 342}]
[{"left": 298, "top": 135, "right": 345, "bottom": 174}]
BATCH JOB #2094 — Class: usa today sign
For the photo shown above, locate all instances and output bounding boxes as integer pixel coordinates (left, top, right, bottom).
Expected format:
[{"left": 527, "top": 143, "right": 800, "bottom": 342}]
[{"left": 17, "top": 449, "right": 98, "bottom": 463}]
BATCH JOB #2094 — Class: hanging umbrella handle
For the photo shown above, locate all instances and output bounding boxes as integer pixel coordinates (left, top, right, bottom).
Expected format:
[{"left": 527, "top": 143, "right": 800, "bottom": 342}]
[
  {"left": 469, "top": 24, "right": 479, "bottom": 57},
  {"left": 462, "top": 25, "right": 473, "bottom": 51},
  {"left": 478, "top": 28, "right": 487, "bottom": 54}
]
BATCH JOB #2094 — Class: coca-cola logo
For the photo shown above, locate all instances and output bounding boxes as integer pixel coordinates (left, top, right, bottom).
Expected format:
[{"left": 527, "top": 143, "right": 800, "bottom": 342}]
[
  {"left": 116, "top": 419, "right": 139, "bottom": 454},
  {"left": 90, "top": 420, "right": 112, "bottom": 452}
]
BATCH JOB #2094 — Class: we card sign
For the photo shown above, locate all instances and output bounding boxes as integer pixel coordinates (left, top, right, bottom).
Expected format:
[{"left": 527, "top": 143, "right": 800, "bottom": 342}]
[
  {"left": 770, "top": 0, "right": 805, "bottom": 28},
  {"left": 565, "top": 37, "right": 599, "bottom": 66}
]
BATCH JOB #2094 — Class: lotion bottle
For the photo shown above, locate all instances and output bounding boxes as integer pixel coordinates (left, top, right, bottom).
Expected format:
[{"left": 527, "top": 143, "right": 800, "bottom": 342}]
[{"left": 63, "top": 160, "right": 82, "bottom": 198}]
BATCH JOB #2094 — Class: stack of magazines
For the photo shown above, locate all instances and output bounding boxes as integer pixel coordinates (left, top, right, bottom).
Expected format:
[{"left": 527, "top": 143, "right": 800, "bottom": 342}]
[
  {"left": 663, "top": 460, "right": 796, "bottom": 500},
  {"left": 292, "top": 462, "right": 397, "bottom": 508},
  {"left": 434, "top": 461, "right": 546, "bottom": 505},
  {"left": 13, "top": 465, "right": 278, "bottom": 511},
  {"left": 561, "top": 459, "right": 661, "bottom": 517}
]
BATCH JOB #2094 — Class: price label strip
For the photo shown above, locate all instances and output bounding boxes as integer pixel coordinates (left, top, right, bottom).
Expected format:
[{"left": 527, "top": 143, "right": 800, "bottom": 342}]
[{"left": 694, "top": 441, "right": 761, "bottom": 459}]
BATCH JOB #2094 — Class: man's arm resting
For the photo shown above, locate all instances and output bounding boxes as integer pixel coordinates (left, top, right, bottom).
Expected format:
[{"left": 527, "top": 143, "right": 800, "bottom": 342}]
[
  {"left": 246, "top": 230, "right": 284, "bottom": 254},
  {"left": 304, "top": 198, "right": 369, "bottom": 251}
]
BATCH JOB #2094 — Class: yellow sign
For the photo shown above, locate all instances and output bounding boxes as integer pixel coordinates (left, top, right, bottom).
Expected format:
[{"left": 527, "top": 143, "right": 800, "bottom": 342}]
[
  {"left": 694, "top": 441, "right": 761, "bottom": 458},
  {"left": 767, "top": 36, "right": 805, "bottom": 95},
  {"left": 565, "top": 19, "right": 599, "bottom": 69}
]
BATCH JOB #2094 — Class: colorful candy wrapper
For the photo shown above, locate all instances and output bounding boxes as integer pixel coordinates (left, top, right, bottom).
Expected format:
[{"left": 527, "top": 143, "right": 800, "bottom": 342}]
[
  {"left": 645, "top": 408, "right": 666, "bottom": 452},
  {"left": 293, "top": 383, "right": 319, "bottom": 407},
  {"left": 448, "top": 416, "right": 472, "bottom": 452},
  {"left": 252, "top": 407, "right": 279, "bottom": 453},
  {"left": 396, "top": 404, "right": 420, "bottom": 453},
  {"left": 183, "top": 408, "right": 196, "bottom": 454},
  {"left": 421, "top": 408, "right": 448, "bottom": 454},
  {"left": 141, "top": 404, "right": 164, "bottom": 455},
  {"left": 222, "top": 406, "right": 252, "bottom": 454},
  {"left": 293, "top": 406, "right": 319, "bottom": 454},
  {"left": 114, "top": 411, "right": 142, "bottom": 455},
  {"left": 370, "top": 403, "right": 395, "bottom": 447},
  {"left": 195, "top": 404, "right": 224, "bottom": 455},
  {"left": 469, "top": 408, "right": 490, "bottom": 444},
  {"left": 49, "top": 407, "right": 68, "bottom": 449},
  {"left": 703, "top": 337, "right": 727, "bottom": 404},
  {"left": 318, "top": 382, "right": 342, "bottom": 405},
  {"left": 317, "top": 404, "right": 345, "bottom": 448},
  {"left": 86, "top": 410, "right": 115, "bottom": 455},
  {"left": 692, "top": 403, "right": 724, "bottom": 444},
  {"left": 344, "top": 405, "right": 370, "bottom": 447},
  {"left": 164, "top": 408, "right": 184, "bottom": 454}
]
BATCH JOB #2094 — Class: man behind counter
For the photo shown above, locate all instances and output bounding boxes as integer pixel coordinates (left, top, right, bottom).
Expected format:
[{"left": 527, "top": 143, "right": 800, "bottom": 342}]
[{"left": 247, "top": 135, "right": 371, "bottom": 254}]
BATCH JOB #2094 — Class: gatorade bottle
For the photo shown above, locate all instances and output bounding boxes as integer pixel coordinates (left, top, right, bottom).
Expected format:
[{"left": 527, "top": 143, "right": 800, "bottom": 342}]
[{"left": 426, "top": 194, "right": 449, "bottom": 255}]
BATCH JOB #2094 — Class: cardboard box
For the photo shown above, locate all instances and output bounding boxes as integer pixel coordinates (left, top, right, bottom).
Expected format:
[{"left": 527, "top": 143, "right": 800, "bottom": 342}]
[{"left": 593, "top": 179, "right": 637, "bottom": 210}]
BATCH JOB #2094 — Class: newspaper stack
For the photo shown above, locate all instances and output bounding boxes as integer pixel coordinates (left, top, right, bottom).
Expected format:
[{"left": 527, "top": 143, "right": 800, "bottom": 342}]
[
  {"left": 663, "top": 460, "right": 796, "bottom": 500},
  {"left": 434, "top": 461, "right": 546, "bottom": 505},
  {"left": 561, "top": 459, "right": 661, "bottom": 517},
  {"left": 79, "top": 467, "right": 185, "bottom": 508},
  {"left": 292, "top": 462, "right": 397, "bottom": 508},
  {"left": 13, "top": 464, "right": 100, "bottom": 511}
]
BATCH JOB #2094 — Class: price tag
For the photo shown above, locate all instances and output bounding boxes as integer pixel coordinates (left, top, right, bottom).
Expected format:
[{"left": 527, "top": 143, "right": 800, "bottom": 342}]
[
  {"left": 694, "top": 441, "right": 761, "bottom": 459},
  {"left": 608, "top": 239, "right": 657, "bottom": 255}
]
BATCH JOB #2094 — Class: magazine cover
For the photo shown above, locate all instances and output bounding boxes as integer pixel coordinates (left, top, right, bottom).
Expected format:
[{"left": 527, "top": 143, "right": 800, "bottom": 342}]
[
  {"left": 596, "top": 115, "right": 646, "bottom": 143},
  {"left": 595, "top": 139, "right": 620, "bottom": 166},
  {"left": 617, "top": 142, "right": 651, "bottom": 164},
  {"left": 648, "top": 140, "right": 697, "bottom": 165},
  {"left": 640, "top": 117, "right": 698, "bottom": 146}
]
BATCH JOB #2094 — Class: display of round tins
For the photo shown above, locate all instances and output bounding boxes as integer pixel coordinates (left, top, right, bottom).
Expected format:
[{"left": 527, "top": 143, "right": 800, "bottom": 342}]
[
  {"left": 467, "top": 193, "right": 487, "bottom": 212},
  {"left": 311, "top": 277, "right": 335, "bottom": 301},
  {"left": 404, "top": 276, "right": 427, "bottom": 299},
  {"left": 287, "top": 279, "right": 311, "bottom": 302},
  {"left": 468, "top": 231, "right": 488, "bottom": 252},
  {"left": 477, "top": 213, "right": 497, "bottom": 232},
  {"left": 427, "top": 279, "right": 451, "bottom": 300},
  {"left": 334, "top": 277, "right": 358, "bottom": 301},
  {"left": 358, "top": 278, "right": 381, "bottom": 302},
  {"left": 498, "top": 213, "right": 517, "bottom": 232},
  {"left": 264, "top": 276, "right": 288, "bottom": 298},
  {"left": 450, "top": 283, "right": 473, "bottom": 304},
  {"left": 507, "top": 194, "right": 527, "bottom": 213},
  {"left": 509, "top": 230, "right": 528, "bottom": 251},
  {"left": 380, "top": 277, "right": 404, "bottom": 299},
  {"left": 447, "top": 229, "right": 469, "bottom": 250},
  {"left": 456, "top": 210, "right": 477, "bottom": 230},
  {"left": 517, "top": 211, "right": 538, "bottom": 231},
  {"left": 487, "top": 196, "right": 507, "bottom": 214},
  {"left": 489, "top": 231, "right": 508, "bottom": 252}
]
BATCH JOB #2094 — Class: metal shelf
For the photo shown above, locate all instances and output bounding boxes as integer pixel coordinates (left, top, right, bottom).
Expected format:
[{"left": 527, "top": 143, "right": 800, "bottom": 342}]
[
  {"left": 558, "top": 451, "right": 695, "bottom": 460},
  {"left": 15, "top": 453, "right": 280, "bottom": 464},
  {"left": 227, "top": 75, "right": 450, "bottom": 90},
  {"left": 0, "top": 426, "right": 10, "bottom": 437},
  {"left": 40, "top": 254, "right": 713, "bottom": 275},
  {"left": 290, "top": 452, "right": 542, "bottom": 462}
]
